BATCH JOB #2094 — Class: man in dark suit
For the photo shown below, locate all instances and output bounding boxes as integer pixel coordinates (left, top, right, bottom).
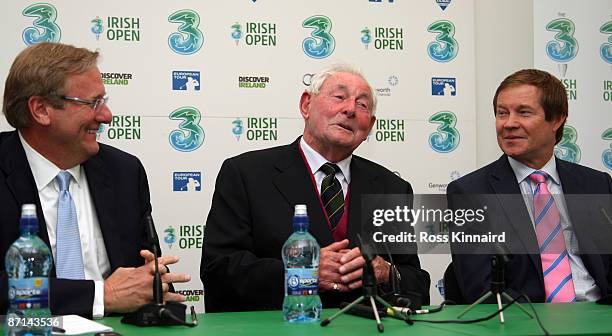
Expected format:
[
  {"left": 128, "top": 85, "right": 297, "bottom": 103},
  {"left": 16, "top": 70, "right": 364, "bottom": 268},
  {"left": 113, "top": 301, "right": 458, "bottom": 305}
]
[
  {"left": 447, "top": 69, "right": 612, "bottom": 304},
  {"left": 201, "top": 63, "right": 430, "bottom": 312},
  {"left": 0, "top": 42, "right": 190, "bottom": 318}
]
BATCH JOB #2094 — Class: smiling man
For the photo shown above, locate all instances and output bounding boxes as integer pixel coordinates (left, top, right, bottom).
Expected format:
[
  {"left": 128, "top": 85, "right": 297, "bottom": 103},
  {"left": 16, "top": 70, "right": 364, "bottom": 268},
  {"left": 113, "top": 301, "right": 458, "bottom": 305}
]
[
  {"left": 0, "top": 43, "right": 190, "bottom": 318},
  {"left": 201, "top": 63, "right": 430, "bottom": 312},
  {"left": 446, "top": 69, "right": 612, "bottom": 304}
]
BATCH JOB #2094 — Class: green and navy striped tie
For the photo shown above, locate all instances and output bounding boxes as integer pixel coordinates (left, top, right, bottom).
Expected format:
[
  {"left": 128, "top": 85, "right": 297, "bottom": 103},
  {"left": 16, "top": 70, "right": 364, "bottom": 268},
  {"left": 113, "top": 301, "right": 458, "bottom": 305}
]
[{"left": 320, "top": 163, "right": 344, "bottom": 229}]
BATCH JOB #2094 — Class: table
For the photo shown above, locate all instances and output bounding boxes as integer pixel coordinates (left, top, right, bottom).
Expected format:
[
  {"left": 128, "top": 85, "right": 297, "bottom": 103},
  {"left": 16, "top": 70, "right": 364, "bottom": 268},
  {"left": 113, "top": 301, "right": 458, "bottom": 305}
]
[{"left": 99, "top": 302, "right": 612, "bottom": 336}]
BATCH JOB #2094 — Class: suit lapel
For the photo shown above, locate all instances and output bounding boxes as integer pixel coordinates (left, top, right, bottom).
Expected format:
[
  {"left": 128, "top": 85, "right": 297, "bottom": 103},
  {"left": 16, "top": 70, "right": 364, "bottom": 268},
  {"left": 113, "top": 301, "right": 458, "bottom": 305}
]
[
  {"left": 556, "top": 158, "right": 584, "bottom": 233},
  {"left": 272, "top": 138, "right": 334, "bottom": 247},
  {"left": 1, "top": 131, "right": 50, "bottom": 247},
  {"left": 83, "top": 152, "right": 124, "bottom": 268},
  {"left": 489, "top": 155, "right": 542, "bottom": 278},
  {"left": 556, "top": 158, "right": 606, "bottom": 284},
  {"left": 347, "top": 158, "right": 383, "bottom": 248}
]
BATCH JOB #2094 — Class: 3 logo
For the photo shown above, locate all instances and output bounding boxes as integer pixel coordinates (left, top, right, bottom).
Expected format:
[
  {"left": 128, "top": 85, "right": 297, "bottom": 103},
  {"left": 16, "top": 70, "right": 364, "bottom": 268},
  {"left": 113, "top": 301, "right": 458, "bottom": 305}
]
[
  {"left": 22, "top": 3, "right": 61, "bottom": 45},
  {"left": 427, "top": 20, "right": 458, "bottom": 62},
  {"left": 602, "top": 128, "right": 612, "bottom": 170},
  {"left": 169, "top": 107, "right": 204, "bottom": 152},
  {"left": 600, "top": 21, "right": 612, "bottom": 64},
  {"left": 168, "top": 10, "right": 203, "bottom": 55},
  {"left": 554, "top": 125, "right": 581, "bottom": 163},
  {"left": 302, "top": 15, "right": 335, "bottom": 59},
  {"left": 428, "top": 111, "right": 460, "bottom": 153},
  {"left": 546, "top": 18, "right": 579, "bottom": 63}
]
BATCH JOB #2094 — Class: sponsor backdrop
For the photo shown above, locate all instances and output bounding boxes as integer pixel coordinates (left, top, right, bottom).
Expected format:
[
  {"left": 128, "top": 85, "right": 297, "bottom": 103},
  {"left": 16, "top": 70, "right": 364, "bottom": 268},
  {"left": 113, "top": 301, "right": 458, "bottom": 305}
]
[
  {"left": 2, "top": 0, "right": 607, "bottom": 312},
  {"left": 534, "top": 0, "right": 612, "bottom": 172}
]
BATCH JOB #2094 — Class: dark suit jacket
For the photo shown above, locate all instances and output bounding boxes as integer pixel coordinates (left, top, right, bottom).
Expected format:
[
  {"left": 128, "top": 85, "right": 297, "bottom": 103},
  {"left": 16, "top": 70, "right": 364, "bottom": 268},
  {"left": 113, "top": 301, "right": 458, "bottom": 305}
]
[
  {"left": 0, "top": 130, "right": 157, "bottom": 317},
  {"left": 447, "top": 154, "right": 612, "bottom": 303},
  {"left": 201, "top": 138, "right": 430, "bottom": 312}
]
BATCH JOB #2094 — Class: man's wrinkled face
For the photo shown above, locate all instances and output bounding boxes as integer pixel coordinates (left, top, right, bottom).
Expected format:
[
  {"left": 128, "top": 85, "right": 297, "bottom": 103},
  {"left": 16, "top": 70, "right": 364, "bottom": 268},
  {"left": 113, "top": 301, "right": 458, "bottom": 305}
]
[{"left": 300, "top": 72, "right": 375, "bottom": 156}]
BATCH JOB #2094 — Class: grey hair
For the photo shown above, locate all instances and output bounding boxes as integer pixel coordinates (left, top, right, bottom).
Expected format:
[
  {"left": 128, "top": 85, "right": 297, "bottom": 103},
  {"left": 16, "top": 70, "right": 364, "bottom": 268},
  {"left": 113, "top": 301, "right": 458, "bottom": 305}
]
[{"left": 305, "top": 63, "right": 377, "bottom": 115}]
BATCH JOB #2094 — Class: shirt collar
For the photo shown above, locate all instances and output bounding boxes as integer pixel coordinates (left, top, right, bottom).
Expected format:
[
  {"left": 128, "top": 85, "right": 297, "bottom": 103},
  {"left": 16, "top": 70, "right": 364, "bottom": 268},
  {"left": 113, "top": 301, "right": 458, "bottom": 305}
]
[
  {"left": 507, "top": 155, "right": 560, "bottom": 186},
  {"left": 299, "top": 137, "right": 352, "bottom": 183},
  {"left": 19, "top": 131, "right": 83, "bottom": 191}
]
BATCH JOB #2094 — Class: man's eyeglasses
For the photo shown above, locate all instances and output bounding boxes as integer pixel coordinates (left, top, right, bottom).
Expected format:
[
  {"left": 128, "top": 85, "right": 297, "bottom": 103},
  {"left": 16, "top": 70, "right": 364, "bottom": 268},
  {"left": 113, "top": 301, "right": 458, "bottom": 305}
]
[{"left": 60, "top": 95, "right": 109, "bottom": 112}]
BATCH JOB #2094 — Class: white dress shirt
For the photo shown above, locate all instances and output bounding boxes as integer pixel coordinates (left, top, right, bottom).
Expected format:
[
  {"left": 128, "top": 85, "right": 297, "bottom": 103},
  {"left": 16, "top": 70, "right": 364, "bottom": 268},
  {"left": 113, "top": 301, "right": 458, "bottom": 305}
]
[
  {"left": 300, "top": 137, "right": 351, "bottom": 197},
  {"left": 508, "top": 155, "right": 601, "bottom": 301},
  {"left": 20, "top": 132, "right": 109, "bottom": 317}
]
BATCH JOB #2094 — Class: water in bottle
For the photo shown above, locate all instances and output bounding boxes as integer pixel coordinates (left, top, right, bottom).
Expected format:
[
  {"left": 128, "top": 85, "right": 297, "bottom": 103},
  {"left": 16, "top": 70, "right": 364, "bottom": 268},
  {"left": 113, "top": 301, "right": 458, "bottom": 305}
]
[
  {"left": 5, "top": 204, "right": 53, "bottom": 336},
  {"left": 282, "top": 204, "right": 322, "bottom": 322}
]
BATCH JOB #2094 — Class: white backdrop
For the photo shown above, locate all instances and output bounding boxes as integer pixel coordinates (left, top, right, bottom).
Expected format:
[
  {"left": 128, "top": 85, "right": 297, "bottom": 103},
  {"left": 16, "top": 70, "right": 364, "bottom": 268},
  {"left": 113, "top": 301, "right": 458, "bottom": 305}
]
[
  {"left": 534, "top": 0, "right": 612, "bottom": 172},
  {"left": 3, "top": 0, "right": 608, "bottom": 313}
]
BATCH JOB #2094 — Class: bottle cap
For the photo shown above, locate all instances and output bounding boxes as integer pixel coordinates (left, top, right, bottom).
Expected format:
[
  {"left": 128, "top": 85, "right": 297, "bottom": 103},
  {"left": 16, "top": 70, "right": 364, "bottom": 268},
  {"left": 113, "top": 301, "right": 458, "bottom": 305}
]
[
  {"left": 294, "top": 204, "right": 307, "bottom": 216},
  {"left": 21, "top": 204, "right": 36, "bottom": 217},
  {"left": 20, "top": 204, "right": 38, "bottom": 233}
]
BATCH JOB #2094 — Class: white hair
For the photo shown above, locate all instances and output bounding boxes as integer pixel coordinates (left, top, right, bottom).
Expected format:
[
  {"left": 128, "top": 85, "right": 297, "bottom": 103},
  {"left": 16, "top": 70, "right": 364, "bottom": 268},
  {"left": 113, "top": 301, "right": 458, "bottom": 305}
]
[{"left": 305, "top": 62, "right": 377, "bottom": 115}]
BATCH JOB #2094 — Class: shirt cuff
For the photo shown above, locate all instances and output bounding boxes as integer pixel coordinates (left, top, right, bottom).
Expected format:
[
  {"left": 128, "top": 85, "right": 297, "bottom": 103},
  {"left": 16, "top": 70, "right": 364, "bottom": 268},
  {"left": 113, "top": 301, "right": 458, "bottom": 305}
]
[{"left": 92, "top": 280, "right": 105, "bottom": 319}]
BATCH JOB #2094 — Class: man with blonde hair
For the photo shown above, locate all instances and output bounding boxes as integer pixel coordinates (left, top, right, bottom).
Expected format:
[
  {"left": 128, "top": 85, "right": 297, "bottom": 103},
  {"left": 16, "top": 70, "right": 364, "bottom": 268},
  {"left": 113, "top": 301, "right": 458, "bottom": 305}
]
[
  {"left": 447, "top": 69, "right": 612, "bottom": 304},
  {"left": 0, "top": 42, "right": 190, "bottom": 317}
]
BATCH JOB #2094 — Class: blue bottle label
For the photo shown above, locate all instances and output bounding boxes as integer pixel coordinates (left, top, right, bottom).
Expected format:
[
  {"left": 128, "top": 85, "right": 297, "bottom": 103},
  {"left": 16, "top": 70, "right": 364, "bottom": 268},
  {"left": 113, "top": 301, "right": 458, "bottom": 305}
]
[
  {"left": 8, "top": 278, "right": 49, "bottom": 309},
  {"left": 286, "top": 268, "right": 319, "bottom": 295}
]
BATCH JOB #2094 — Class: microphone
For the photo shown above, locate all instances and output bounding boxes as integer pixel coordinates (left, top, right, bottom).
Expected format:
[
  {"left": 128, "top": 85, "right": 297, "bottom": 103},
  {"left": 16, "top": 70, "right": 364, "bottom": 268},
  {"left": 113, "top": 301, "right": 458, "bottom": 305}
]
[
  {"left": 121, "top": 214, "right": 196, "bottom": 327},
  {"left": 145, "top": 215, "right": 163, "bottom": 305}
]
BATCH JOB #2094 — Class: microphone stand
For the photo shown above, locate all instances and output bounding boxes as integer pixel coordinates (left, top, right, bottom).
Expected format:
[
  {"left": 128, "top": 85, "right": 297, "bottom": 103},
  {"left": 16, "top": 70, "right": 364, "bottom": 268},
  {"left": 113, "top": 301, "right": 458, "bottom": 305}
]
[
  {"left": 121, "top": 215, "right": 196, "bottom": 327},
  {"left": 457, "top": 254, "right": 533, "bottom": 323},
  {"left": 321, "top": 237, "right": 412, "bottom": 332}
]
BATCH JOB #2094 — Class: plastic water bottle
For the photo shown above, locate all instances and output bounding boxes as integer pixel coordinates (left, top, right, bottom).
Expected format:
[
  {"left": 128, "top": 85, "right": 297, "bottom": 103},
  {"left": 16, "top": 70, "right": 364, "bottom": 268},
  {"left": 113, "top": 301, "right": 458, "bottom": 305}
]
[
  {"left": 5, "top": 204, "right": 53, "bottom": 336},
  {"left": 282, "top": 204, "right": 322, "bottom": 322}
]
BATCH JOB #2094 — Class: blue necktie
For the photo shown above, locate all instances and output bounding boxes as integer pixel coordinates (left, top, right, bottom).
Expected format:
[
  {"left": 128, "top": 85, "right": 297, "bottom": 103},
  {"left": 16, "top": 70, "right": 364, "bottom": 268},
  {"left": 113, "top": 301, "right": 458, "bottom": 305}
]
[{"left": 55, "top": 171, "right": 85, "bottom": 280}]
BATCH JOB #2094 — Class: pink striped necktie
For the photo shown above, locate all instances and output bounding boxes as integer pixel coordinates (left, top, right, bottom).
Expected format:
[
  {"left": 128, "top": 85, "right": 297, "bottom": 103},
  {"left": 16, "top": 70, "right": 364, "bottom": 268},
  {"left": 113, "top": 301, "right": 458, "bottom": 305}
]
[{"left": 529, "top": 171, "right": 576, "bottom": 303}]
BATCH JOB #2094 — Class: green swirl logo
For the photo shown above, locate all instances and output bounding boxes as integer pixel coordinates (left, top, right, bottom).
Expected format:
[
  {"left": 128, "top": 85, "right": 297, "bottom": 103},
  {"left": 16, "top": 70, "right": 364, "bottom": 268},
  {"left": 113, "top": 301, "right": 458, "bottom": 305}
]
[
  {"left": 168, "top": 9, "right": 204, "bottom": 55},
  {"left": 427, "top": 20, "right": 458, "bottom": 62},
  {"left": 602, "top": 128, "right": 612, "bottom": 170},
  {"left": 546, "top": 18, "right": 578, "bottom": 63},
  {"left": 302, "top": 15, "right": 335, "bottom": 59},
  {"left": 428, "top": 111, "right": 460, "bottom": 153},
  {"left": 22, "top": 3, "right": 61, "bottom": 45},
  {"left": 169, "top": 106, "right": 205, "bottom": 152},
  {"left": 600, "top": 21, "right": 612, "bottom": 64},
  {"left": 554, "top": 125, "right": 581, "bottom": 163}
]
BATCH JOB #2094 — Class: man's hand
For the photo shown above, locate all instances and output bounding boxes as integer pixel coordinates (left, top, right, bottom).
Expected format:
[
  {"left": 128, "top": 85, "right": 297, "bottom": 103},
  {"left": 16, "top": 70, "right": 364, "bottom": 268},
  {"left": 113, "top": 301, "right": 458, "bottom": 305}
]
[
  {"left": 319, "top": 239, "right": 351, "bottom": 292},
  {"left": 103, "top": 250, "right": 191, "bottom": 313},
  {"left": 338, "top": 248, "right": 390, "bottom": 290}
]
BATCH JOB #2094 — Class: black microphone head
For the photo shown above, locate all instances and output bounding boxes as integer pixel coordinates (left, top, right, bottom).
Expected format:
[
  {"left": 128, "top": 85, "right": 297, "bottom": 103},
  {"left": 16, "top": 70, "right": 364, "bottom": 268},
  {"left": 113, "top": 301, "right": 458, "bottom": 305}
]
[
  {"left": 356, "top": 234, "right": 375, "bottom": 262},
  {"left": 145, "top": 213, "right": 159, "bottom": 244}
]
